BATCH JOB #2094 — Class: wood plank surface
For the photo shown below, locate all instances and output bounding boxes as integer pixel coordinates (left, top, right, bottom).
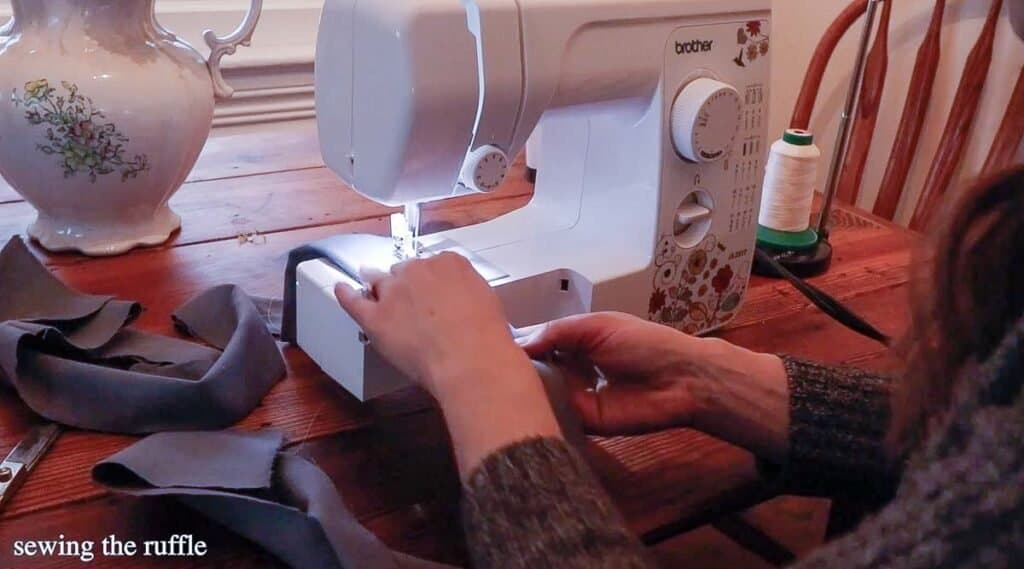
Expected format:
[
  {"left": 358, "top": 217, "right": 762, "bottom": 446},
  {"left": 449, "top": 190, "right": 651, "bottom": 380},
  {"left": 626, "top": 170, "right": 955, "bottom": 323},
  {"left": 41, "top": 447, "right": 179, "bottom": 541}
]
[
  {"left": 0, "top": 124, "right": 914, "bottom": 568},
  {"left": 0, "top": 166, "right": 533, "bottom": 267}
]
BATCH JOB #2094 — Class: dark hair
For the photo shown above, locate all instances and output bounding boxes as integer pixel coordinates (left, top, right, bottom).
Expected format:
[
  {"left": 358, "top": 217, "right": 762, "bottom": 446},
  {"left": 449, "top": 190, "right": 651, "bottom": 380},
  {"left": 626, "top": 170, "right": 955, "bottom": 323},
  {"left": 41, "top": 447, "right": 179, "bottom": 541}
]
[{"left": 894, "top": 166, "right": 1024, "bottom": 448}]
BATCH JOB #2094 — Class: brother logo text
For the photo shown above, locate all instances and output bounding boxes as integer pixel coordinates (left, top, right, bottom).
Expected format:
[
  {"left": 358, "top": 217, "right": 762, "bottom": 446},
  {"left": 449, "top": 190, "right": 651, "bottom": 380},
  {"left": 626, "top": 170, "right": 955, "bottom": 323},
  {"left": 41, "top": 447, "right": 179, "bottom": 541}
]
[{"left": 675, "top": 39, "right": 714, "bottom": 54}]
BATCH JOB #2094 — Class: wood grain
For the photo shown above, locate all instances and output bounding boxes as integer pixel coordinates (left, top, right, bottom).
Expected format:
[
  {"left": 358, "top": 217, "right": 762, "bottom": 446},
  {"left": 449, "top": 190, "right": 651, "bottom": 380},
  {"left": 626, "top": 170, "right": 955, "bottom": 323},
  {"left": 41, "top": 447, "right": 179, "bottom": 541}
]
[
  {"left": 187, "top": 121, "right": 323, "bottom": 183},
  {"left": 910, "top": 0, "right": 1003, "bottom": 230},
  {"left": 0, "top": 165, "right": 533, "bottom": 263},
  {"left": 873, "top": 0, "right": 946, "bottom": 220},
  {"left": 791, "top": 0, "right": 870, "bottom": 130},
  {"left": 0, "top": 125, "right": 915, "bottom": 568},
  {"left": 835, "top": 0, "right": 893, "bottom": 206},
  {"left": 982, "top": 65, "right": 1024, "bottom": 175}
]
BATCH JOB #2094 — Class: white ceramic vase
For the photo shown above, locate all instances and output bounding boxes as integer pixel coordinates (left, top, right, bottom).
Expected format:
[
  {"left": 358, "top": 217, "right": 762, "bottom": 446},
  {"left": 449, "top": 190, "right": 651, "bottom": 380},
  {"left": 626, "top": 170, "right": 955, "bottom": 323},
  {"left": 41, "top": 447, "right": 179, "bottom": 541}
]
[{"left": 0, "top": 0, "right": 261, "bottom": 255}]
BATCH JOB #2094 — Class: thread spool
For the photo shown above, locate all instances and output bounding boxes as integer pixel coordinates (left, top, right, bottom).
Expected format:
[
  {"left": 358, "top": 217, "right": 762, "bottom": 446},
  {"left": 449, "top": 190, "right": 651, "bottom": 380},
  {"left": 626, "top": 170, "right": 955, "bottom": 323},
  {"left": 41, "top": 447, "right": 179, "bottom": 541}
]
[{"left": 757, "top": 129, "right": 821, "bottom": 250}]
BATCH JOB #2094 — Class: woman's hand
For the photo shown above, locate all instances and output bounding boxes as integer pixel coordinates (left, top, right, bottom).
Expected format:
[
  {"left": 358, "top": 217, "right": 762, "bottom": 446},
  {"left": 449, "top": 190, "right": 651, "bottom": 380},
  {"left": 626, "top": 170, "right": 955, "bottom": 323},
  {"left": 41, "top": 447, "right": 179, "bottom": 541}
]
[
  {"left": 334, "top": 252, "right": 563, "bottom": 478},
  {"left": 333, "top": 252, "right": 525, "bottom": 396},
  {"left": 518, "top": 312, "right": 791, "bottom": 459},
  {"left": 517, "top": 312, "right": 704, "bottom": 436}
]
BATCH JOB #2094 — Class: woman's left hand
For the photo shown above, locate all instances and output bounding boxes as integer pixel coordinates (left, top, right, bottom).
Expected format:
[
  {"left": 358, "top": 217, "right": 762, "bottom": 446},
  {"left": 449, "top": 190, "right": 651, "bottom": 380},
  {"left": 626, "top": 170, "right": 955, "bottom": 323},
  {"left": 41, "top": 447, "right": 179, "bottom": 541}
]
[
  {"left": 333, "top": 252, "right": 527, "bottom": 397},
  {"left": 334, "top": 252, "right": 564, "bottom": 478}
]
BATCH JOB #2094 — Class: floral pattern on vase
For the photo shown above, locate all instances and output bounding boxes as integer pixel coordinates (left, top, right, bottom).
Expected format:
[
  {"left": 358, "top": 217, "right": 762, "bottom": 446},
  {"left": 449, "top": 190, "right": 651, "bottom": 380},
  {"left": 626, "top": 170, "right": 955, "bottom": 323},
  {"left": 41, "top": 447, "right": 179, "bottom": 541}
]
[{"left": 12, "top": 79, "right": 149, "bottom": 183}]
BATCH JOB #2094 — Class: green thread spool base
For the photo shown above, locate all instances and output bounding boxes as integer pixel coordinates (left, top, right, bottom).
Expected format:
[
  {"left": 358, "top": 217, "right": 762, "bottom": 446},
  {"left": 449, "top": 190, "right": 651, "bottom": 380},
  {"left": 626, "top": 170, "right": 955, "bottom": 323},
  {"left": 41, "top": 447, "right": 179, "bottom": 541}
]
[
  {"left": 756, "top": 225, "right": 819, "bottom": 250},
  {"left": 754, "top": 225, "right": 833, "bottom": 279}
]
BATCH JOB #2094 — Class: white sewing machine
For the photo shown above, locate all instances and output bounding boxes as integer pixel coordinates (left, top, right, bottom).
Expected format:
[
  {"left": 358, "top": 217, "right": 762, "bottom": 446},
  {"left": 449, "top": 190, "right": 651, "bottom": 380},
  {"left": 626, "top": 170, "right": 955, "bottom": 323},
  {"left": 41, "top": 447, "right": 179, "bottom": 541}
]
[{"left": 295, "top": 0, "right": 772, "bottom": 400}]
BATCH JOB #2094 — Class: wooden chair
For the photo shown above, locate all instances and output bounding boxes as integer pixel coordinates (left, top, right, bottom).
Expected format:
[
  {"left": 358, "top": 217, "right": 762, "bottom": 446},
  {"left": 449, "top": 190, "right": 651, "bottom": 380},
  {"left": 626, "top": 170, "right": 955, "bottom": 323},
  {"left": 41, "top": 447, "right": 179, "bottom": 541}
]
[
  {"left": 795, "top": 0, "right": 1023, "bottom": 231},
  {"left": 708, "top": 1, "right": 1021, "bottom": 564},
  {"left": 582, "top": 3, "right": 1021, "bottom": 564}
]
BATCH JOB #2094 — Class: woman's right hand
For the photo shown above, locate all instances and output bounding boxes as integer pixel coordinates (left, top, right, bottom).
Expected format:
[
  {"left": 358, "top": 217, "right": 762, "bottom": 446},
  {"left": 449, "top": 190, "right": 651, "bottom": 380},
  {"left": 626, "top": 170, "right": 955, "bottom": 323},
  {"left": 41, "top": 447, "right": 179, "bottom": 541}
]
[
  {"left": 518, "top": 312, "right": 790, "bottom": 459},
  {"left": 516, "top": 312, "right": 709, "bottom": 435}
]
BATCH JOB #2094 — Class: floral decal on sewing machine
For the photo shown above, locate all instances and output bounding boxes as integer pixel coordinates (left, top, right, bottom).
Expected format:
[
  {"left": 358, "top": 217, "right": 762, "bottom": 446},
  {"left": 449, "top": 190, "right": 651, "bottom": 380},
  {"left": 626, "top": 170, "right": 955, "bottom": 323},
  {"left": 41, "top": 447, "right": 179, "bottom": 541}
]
[
  {"left": 11, "top": 79, "right": 150, "bottom": 183},
  {"left": 648, "top": 234, "right": 746, "bottom": 334},
  {"left": 734, "top": 21, "right": 769, "bottom": 68}
]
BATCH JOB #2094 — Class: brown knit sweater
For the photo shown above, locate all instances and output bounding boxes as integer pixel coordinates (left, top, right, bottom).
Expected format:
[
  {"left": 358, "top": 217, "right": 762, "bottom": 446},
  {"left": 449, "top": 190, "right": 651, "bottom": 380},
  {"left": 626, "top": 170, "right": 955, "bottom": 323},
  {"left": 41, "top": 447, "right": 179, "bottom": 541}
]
[{"left": 461, "top": 321, "right": 1024, "bottom": 568}]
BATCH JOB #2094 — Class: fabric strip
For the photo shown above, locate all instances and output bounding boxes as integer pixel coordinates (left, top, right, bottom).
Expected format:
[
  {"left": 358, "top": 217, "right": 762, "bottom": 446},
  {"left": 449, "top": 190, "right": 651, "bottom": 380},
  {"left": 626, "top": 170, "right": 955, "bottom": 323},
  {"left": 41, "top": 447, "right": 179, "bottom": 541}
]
[
  {"left": 0, "top": 237, "right": 286, "bottom": 434},
  {"left": 90, "top": 364, "right": 588, "bottom": 568},
  {"left": 281, "top": 234, "right": 371, "bottom": 343},
  {"left": 93, "top": 430, "right": 456, "bottom": 569}
]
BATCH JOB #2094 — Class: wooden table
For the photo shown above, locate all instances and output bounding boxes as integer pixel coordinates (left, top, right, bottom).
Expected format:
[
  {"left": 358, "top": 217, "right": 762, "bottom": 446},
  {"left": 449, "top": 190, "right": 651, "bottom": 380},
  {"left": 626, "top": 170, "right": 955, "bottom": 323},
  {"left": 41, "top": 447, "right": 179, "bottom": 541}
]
[{"left": 0, "top": 121, "right": 915, "bottom": 567}]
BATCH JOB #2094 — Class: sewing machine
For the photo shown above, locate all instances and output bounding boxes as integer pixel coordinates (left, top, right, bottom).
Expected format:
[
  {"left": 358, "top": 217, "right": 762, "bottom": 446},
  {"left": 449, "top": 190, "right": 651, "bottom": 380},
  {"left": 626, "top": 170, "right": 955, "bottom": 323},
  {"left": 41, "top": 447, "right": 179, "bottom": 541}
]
[{"left": 294, "top": 0, "right": 772, "bottom": 400}]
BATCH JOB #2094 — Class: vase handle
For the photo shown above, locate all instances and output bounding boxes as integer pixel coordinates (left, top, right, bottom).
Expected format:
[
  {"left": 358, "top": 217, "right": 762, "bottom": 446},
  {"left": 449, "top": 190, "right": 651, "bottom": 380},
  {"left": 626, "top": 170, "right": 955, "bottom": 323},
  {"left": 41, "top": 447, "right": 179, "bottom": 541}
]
[{"left": 203, "top": 0, "right": 263, "bottom": 99}]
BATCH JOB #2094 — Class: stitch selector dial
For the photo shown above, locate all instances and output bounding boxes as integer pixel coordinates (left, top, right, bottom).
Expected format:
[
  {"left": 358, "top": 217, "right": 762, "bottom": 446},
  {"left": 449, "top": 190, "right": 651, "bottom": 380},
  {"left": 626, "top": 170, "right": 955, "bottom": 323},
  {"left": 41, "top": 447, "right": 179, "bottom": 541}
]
[{"left": 671, "top": 77, "right": 742, "bottom": 163}]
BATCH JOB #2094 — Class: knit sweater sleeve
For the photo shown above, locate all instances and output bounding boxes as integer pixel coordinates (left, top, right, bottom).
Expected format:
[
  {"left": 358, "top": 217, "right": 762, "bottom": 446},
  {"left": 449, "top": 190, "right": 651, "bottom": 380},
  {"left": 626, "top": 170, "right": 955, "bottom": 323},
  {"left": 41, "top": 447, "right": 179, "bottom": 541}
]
[
  {"left": 791, "top": 378, "right": 1024, "bottom": 568},
  {"left": 760, "top": 357, "right": 901, "bottom": 501},
  {"left": 461, "top": 437, "right": 653, "bottom": 569}
]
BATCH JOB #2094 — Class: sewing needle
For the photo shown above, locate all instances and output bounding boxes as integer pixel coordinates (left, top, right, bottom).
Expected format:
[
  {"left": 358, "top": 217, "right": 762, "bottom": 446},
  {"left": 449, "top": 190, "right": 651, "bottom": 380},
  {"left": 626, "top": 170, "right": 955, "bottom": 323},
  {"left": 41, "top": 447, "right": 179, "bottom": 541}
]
[{"left": 390, "top": 203, "right": 422, "bottom": 260}]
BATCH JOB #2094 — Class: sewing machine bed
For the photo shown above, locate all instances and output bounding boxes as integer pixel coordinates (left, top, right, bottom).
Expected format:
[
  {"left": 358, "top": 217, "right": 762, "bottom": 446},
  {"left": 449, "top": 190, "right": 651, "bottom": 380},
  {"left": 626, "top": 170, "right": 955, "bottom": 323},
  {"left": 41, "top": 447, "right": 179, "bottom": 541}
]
[{"left": 0, "top": 122, "right": 915, "bottom": 567}]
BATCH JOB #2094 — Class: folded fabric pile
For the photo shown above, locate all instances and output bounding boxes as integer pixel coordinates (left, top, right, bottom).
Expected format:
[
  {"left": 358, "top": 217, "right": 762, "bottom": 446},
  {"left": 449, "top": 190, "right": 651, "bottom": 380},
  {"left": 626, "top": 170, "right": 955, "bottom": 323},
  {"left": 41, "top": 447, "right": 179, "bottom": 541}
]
[
  {"left": 1, "top": 235, "right": 586, "bottom": 568},
  {"left": 0, "top": 236, "right": 285, "bottom": 433}
]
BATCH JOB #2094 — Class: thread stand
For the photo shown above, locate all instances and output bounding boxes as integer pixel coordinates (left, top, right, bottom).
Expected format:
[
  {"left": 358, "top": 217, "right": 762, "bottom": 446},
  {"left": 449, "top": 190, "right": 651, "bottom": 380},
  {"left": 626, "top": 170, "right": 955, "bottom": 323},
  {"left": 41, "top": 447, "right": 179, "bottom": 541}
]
[
  {"left": 754, "top": 0, "right": 883, "bottom": 281},
  {"left": 754, "top": 238, "right": 833, "bottom": 279},
  {"left": 755, "top": 216, "right": 832, "bottom": 278},
  {"left": 754, "top": 128, "right": 833, "bottom": 279}
]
